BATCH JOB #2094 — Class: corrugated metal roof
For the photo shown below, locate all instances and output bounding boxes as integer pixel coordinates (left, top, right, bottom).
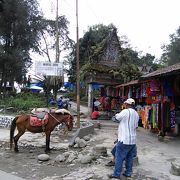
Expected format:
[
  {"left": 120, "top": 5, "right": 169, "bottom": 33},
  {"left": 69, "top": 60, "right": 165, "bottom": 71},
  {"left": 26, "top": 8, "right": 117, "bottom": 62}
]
[{"left": 141, "top": 62, "right": 180, "bottom": 79}]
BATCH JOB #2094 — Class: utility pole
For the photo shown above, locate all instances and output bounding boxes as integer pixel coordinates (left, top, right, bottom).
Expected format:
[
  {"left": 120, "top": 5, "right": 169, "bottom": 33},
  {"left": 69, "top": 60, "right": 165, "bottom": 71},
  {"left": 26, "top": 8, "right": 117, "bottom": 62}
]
[
  {"left": 55, "top": 0, "right": 59, "bottom": 63},
  {"left": 54, "top": 0, "right": 59, "bottom": 100},
  {"left": 76, "top": 0, "right": 80, "bottom": 128}
]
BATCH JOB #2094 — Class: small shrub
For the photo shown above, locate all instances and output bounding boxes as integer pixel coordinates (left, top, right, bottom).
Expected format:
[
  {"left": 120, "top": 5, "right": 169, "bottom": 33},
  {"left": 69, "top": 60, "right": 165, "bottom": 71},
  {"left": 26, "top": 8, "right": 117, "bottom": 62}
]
[{"left": 0, "top": 92, "right": 47, "bottom": 113}]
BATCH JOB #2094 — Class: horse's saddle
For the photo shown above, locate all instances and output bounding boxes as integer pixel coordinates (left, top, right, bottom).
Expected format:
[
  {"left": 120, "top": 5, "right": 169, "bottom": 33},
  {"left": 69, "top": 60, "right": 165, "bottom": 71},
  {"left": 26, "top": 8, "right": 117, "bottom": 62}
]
[
  {"left": 32, "top": 111, "right": 47, "bottom": 119},
  {"left": 30, "top": 112, "right": 48, "bottom": 127}
]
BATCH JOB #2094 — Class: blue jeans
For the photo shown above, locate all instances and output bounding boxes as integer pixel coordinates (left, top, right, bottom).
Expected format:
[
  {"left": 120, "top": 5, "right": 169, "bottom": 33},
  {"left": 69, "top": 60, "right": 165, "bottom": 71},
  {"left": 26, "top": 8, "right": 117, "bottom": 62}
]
[
  {"left": 112, "top": 141, "right": 136, "bottom": 177},
  {"left": 111, "top": 143, "right": 137, "bottom": 157}
]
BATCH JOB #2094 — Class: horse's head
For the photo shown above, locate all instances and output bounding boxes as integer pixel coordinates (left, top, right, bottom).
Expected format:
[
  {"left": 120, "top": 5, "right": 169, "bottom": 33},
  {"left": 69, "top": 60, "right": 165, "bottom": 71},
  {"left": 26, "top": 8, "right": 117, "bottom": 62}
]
[
  {"left": 65, "top": 114, "right": 73, "bottom": 131},
  {"left": 54, "top": 109, "right": 73, "bottom": 131}
]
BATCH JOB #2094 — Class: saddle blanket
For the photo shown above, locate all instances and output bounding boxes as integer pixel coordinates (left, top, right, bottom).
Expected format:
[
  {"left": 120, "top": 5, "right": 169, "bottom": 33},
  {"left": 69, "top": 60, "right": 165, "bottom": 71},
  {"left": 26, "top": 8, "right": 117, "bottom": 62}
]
[{"left": 30, "top": 114, "right": 48, "bottom": 126}]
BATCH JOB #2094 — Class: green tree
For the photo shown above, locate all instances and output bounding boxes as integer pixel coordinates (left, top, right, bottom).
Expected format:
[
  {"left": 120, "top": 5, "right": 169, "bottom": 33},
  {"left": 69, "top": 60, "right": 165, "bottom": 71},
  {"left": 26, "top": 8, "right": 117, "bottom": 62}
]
[
  {"left": 0, "top": 0, "right": 42, "bottom": 94},
  {"left": 161, "top": 26, "right": 180, "bottom": 65},
  {"left": 38, "top": 16, "right": 74, "bottom": 62},
  {"left": 67, "top": 24, "right": 120, "bottom": 84},
  {"left": 67, "top": 24, "right": 142, "bottom": 84},
  {"left": 37, "top": 16, "right": 74, "bottom": 99},
  {"left": 138, "top": 53, "right": 155, "bottom": 66}
]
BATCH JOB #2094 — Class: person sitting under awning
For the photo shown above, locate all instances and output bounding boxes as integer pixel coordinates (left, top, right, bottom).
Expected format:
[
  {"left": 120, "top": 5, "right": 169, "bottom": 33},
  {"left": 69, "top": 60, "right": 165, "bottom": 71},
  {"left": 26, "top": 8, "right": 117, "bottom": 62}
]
[{"left": 91, "top": 107, "right": 100, "bottom": 120}]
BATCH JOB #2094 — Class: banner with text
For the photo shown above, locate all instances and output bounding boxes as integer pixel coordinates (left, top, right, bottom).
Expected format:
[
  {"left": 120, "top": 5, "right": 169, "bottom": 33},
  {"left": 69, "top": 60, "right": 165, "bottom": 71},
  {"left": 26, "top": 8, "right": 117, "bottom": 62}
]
[{"left": 35, "top": 61, "right": 63, "bottom": 76}]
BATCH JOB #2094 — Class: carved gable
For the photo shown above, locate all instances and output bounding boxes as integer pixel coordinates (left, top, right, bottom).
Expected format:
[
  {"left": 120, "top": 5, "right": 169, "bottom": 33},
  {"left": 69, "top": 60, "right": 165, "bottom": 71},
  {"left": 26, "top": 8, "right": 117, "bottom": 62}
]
[
  {"left": 99, "top": 34, "right": 120, "bottom": 66},
  {"left": 98, "top": 29, "right": 121, "bottom": 67}
]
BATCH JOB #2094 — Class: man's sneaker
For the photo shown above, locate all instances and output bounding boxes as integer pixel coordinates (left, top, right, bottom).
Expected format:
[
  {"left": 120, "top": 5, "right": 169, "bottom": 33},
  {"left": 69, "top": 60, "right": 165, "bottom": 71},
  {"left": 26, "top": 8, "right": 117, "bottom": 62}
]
[
  {"left": 105, "top": 160, "right": 115, "bottom": 166},
  {"left": 122, "top": 173, "right": 132, "bottom": 179},
  {"left": 108, "top": 174, "right": 121, "bottom": 179}
]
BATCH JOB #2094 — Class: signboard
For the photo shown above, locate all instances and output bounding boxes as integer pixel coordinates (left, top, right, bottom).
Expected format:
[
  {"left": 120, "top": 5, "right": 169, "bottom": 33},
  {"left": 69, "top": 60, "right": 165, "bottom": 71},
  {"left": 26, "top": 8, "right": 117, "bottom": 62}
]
[{"left": 35, "top": 61, "right": 63, "bottom": 76}]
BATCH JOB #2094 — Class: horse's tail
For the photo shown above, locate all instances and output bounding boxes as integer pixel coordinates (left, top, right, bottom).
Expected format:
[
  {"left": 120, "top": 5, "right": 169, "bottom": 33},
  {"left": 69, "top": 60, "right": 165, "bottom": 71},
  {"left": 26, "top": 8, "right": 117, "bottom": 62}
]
[{"left": 10, "top": 116, "right": 18, "bottom": 149}]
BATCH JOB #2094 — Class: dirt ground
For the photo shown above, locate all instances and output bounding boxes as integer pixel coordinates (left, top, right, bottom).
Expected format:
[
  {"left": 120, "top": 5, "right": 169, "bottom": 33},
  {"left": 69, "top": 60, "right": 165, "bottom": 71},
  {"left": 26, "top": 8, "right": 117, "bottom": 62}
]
[
  {"left": 0, "top": 122, "right": 180, "bottom": 180},
  {"left": 0, "top": 128, "right": 98, "bottom": 180}
]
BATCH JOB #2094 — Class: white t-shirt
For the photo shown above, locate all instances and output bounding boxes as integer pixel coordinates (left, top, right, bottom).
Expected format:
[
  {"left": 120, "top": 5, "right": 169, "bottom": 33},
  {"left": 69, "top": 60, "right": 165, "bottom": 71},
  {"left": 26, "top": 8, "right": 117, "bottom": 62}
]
[{"left": 115, "top": 108, "right": 139, "bottom": 145}]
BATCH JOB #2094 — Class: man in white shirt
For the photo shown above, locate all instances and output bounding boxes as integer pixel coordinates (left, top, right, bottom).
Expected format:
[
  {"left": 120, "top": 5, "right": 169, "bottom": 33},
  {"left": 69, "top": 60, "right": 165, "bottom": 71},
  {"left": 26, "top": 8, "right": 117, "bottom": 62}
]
[{"left": 108, "top": 98, "right": 139, "bottom": 179}]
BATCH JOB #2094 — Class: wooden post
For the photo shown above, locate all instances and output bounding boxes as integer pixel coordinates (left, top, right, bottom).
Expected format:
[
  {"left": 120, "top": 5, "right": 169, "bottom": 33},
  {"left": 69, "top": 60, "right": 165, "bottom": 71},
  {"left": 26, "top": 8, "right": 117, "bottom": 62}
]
[{"left": 76, "top": 0, "right": 80, "bottom": 128}]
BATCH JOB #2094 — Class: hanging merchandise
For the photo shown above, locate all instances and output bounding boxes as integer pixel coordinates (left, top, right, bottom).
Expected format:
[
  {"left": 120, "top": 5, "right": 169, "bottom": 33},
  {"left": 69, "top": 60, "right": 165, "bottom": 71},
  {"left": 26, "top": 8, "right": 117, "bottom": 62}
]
[
  {"left": 128, "top": 86, "right": 132, "bottom": 98},
  {"left": 146, "top": 95, "right": 161, "bottom": 104},
  {"left": 139, "top": 105, "right": 151, "bottom": 129},
  {"left": 150, "top": 80, "right": 160, "bottom": 91},
  {"left": 111, "top": 98, "right": 117, "bottom": 110},
  {"left": 151, "top": 104, "right": 159, "bottom": 129},
  {"left": 136, "top": 86, "right": 141, "bottom": 99},
  {"left": 170, "top": 102, "right": 176, "bottom": 128},
  {"left": 174, "top": 77, "right": 180, "bottom": 95},
  {"left": 100, "top": 87, "right": 106, "bottom": 97},
  {"left": 163, "top": 101, "right": 171, "bottom": 131},
  {"left": 141, "top": 83, "right": 147, "bottom": 97},
  {"left": 163, "top": 80, "right": 173, "bottom": 97}
]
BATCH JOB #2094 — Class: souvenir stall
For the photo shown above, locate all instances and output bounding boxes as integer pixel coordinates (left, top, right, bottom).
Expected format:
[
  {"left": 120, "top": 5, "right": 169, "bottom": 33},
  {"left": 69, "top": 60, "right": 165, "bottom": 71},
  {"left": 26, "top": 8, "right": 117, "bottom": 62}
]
[
  {"left": 136, "top": 80, "right": 161, "bottom": 132},
  {"left": 139, "top": 63, "right": 180, "bottom": 135},
  {"left": 115, "top": 62, "right": 180, "bottom": 135},
  {"left": 99, "top": 86, "right": 122, "bottom": 117}
]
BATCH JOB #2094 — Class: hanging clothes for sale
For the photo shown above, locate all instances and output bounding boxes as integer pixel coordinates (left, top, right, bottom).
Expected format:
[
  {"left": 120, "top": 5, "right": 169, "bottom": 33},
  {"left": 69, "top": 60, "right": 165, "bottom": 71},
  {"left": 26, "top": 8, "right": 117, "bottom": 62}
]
[
  {"left": 174, "top": 77, "right": 180, "bottom": 95},
  {"left": 170, "top": 102, "right": 176, "bottom": 128},
  {"left": 163, "top": 80, "right": 173, "bottom": 97},
  {"left": 151, "top": 104, "right": 158, "bottom": 129},
  {"left": 163, "top": 101, "right": 171, "bottom": 131},
  {"left": 100, "top": 87, "right": 106, "bottom": 97},
  {"left": 141, "top": 83, "right": 147, "bottom": 97},
  {"left": 128, "top": 86, "right": 132, "bottom": 98},
  {"left": 111, "top": 98, "right": 117, "bottom": 110}
]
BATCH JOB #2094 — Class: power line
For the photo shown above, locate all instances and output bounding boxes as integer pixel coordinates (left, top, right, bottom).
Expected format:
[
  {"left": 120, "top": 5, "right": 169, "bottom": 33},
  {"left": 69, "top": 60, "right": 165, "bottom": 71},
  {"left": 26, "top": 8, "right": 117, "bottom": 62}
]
[
  {"left": 62, "top": 0, "right": 75, "bottom": 12},
  {"left": 84, "top": 0, "right": 100, "bottom": 23}
]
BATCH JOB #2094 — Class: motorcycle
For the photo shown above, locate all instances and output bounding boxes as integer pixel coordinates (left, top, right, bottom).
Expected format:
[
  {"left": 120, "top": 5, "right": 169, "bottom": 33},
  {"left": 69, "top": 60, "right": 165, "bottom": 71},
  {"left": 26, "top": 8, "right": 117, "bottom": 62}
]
[{"left": 57, "top": 97, "right": 71, "bottom": 110}]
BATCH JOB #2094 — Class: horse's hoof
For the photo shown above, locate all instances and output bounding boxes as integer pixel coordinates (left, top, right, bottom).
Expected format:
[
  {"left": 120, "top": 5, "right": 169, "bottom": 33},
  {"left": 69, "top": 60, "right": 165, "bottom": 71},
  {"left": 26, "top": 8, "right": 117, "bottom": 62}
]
[
  {"left": 45, "top": 149, "right": 51, "bottom": 153},
  {"left": 14, "top": 148, "right": 19, "bottom": 153}
]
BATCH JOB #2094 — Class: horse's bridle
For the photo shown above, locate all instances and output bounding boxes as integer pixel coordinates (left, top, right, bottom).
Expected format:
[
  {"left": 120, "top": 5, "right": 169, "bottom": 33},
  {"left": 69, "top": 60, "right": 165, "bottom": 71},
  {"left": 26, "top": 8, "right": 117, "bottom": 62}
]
[{"left": 48, "top": 113, "right": 71, "bottom": 128}]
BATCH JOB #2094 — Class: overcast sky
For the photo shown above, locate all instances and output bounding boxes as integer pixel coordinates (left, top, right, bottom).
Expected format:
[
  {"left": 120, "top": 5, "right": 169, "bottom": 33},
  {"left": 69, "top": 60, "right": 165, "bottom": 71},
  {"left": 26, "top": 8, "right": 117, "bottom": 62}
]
[{"left": 38, "top": 0, "right": 180, "bottom": 59}]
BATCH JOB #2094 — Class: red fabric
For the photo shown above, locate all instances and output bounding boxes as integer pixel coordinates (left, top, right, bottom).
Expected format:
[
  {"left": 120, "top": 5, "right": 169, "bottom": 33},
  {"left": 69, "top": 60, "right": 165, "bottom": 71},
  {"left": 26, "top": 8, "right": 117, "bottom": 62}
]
[
  {"left": 91, "top": 111, "right": 100, "bottom": 120},
  {"left": 30, "top": 114, "right": 48, "bottom": 126},
  {"left": 111, "top": 98, "right": 117, "bottom": 109},
  {"left": 100, "top": 96, "right": 104, "bottom": 104}
]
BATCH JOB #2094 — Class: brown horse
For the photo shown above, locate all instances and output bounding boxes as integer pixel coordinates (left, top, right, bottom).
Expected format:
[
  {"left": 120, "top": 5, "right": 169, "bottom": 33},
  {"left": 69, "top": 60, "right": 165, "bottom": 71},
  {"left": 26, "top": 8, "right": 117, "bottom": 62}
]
[{"left": 10, "top": 110, "right": 73, "bottom": 153}]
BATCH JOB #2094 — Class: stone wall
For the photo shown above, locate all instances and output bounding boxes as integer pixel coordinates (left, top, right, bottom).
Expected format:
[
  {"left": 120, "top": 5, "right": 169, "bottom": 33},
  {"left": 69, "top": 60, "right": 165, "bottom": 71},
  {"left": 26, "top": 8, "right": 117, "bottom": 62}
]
[{"left": 0, "top": 115, "right": 15, "bottom": 128}]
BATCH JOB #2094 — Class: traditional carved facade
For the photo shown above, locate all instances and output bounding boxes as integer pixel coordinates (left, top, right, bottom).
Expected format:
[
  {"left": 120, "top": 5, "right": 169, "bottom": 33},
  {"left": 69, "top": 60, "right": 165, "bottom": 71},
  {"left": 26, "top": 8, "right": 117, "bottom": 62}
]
[
  {"left": 84, "top": 28, "right": 123, "bottom": 86},
  {"left": 83, "top": 28, "right": 124, "bottom": 113}
]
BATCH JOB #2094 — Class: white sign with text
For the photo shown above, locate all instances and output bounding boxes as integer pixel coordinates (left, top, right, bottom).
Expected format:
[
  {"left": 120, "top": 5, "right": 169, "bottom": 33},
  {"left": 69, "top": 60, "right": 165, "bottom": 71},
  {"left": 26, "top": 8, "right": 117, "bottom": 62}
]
[{"left": 35, "top": 61, "right": 63, "bottom": 76}]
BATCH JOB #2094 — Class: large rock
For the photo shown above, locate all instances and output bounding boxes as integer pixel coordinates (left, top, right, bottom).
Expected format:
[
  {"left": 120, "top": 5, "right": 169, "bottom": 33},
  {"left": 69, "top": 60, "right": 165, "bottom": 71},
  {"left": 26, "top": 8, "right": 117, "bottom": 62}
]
[
  {"left": 170, "top": 160, "right": 180, "bottom": 176},
  {"left": 77, "top": 139, "right": 87, "bottom": 148},
  {"left": 38, "top": 154, "right": 50, "bottom": 161},
  {"left": 69, "top": 121, "right": 94, "bottom": 147},
  {"left": 93, "top": 145, "right": 107, "bottom": 157},
  {"left": 80, "top": 155, "right": 93, "bottom": 164},
  {"left": 55, "top": 154, "right": 66, "bottom": 162},
  {"left": 83, "top": 135, "right": 91, "bottom": 141},
  {"left": 66, "top": 152, "right": 77, "bottom": 163}
]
